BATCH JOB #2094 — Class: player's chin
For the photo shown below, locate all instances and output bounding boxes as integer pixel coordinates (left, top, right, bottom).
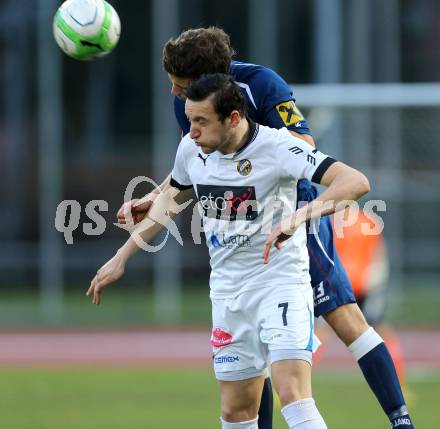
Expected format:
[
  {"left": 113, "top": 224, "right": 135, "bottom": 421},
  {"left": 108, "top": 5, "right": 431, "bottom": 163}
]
[{"left": 200, "top": 146, "right": 214, "bottom": 154}]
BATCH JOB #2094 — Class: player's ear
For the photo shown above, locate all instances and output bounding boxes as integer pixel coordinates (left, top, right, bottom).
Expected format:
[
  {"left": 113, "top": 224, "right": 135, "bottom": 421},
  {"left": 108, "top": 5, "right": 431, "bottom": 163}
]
[{"left": 229, "top": 110, "right": 241, "bottom": 128}]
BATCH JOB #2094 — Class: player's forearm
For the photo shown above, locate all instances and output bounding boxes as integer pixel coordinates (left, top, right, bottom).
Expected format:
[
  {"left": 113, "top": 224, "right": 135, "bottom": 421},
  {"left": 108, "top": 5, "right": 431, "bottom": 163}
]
[
  {"left": 135, "top": 173, "right": 172, "bottom": 209},
  {"left": 117, "top": 187, "right": 180, "bottom": 262},
  {"left": 296, "top": 169, "right": 370, "bottom": 224},
  {"left": 117, "top": 217, "right": 167, "bottom": 262}
]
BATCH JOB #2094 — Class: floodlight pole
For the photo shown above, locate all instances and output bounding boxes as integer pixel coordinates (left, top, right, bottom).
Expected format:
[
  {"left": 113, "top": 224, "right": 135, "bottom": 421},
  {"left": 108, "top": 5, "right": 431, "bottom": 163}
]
[
  {"left": 37, "top": 0, "right": 64, "bottom": 320},
  {"left": 375, "top": 0, "right": 403, "bottom": 309},
  {"left": 313, "top": 0, "right": 343, "bottom": 159},
  {"left": 151, "top": 0, "right": 181, "bottom": 324},
  {"left": 248, "top": 0, "right": 278, "bottom": 69}
]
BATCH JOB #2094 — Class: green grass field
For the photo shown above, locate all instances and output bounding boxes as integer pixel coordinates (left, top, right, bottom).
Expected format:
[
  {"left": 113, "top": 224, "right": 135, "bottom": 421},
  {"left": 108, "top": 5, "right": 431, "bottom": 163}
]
[{"left": 1, "top": 368, "right": 436, "bottom": 428}]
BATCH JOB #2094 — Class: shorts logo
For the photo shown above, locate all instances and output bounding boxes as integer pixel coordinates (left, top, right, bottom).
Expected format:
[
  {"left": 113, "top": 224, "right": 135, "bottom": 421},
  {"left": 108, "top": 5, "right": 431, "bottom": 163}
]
[
  {"left": 211, "top": 327, "right": 233, "bottom": 347},
  {"left": 392, "top": 418, "right": 412, "bottom": 427},
  {"left": 276, "top": 100, "right": 304, "bottom": 127},
  {"left": 214, "top": 355, "right": 240, "bottom": 364},
  {"left": 237, "top": 159, "right": 252, "bottom": 176},
  {"left": 313, "top": 282, "right": 330, "bottom": 306}
]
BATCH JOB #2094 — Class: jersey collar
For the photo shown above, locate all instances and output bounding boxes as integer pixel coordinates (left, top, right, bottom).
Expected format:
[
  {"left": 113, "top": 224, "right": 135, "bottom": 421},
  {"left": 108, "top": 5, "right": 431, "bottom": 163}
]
[{"left": 219, "top": 119, "right": 259, "bottom": 159}]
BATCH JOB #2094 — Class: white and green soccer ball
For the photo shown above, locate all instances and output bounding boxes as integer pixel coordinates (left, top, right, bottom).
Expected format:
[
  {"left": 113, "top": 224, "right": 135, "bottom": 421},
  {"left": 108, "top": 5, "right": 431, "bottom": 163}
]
[{"left": 53, "top": 0, "right": 121, "bottom": 60}]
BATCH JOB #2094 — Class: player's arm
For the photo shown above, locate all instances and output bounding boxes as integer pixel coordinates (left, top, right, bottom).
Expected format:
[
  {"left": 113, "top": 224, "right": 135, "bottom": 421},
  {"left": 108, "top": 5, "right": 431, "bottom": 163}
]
[
  {"left": 90, "top": 134, "right": 193, "bottom": 304},
  {"left": 116, "top": 173, "right": 172, "bottom": 225},
  {"left": 256, "top": 67, "right": 315, "bottom": 147},
  {"left": 295, "top": 161, "right": 370, "bottom": 222},
  {"left": 88, "top": 186, "right": 192, "bottom": 305},
  {"left": 263, "top": 137, "right": 370, "bottom": 263},
  {"left": 267, "top": 103, "right": 315, "bottom": 148},
  {"left": 266, "top": 100, "right": 316, "bottom": 147},
  {"left": 117, "top": 186, "right": 192, "bottom": 260}
]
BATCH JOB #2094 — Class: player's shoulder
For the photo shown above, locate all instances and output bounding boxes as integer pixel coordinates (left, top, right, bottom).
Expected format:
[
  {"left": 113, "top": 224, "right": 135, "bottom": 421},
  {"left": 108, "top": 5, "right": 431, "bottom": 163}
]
[
  {"left": 230, "top": 60, "right": 286, "bottom": 84},
  {"left": 257, "top": 123, "right": 291, "bottom": 140},
  {"left": 231, "top": 60, "right": 291, "bottom": 92},
  {"left": 177, "top": 133, "right": 198, "bottom": 158},
  {"left": 230, "top": 60, "right": 293, "bottom": 110},
  {"left": 257, "top": 125, "right": 312, "bottom": 158},
  {"left": 254, "top": 124, "right": 291, "bottom": 150}
]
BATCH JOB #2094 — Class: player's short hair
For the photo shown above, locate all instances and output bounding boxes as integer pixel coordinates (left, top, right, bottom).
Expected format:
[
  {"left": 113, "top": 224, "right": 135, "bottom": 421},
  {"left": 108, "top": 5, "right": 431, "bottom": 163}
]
[
  {"left": 186, "top": 73, "right": 246, "bottom": 121},
  {"left": 163, "top": 27, "right": 236, "bottom": 79}
]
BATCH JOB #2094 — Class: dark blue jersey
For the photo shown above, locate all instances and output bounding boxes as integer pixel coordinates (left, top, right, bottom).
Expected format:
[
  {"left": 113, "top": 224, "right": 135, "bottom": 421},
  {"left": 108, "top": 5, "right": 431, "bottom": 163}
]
[{"left": 173, "top": 60, "right": 311, "bottom": 136}]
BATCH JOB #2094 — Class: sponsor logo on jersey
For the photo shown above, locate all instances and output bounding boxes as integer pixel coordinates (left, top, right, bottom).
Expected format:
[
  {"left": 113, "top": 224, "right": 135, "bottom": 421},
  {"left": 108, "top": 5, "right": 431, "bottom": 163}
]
[
  {"left": 197, "top": 153, "right": 209, "bottom": 166},
  {"left": 210, "top": 232, "right": 222, "bottom": 248},
  {"left": 196, "top": 184, "right": 258, "bottom": 221},
  {"left": 214, "top": 355, "right": 240, "bottom": 364},
  {"left": 210, "top": 231, "right": 251, "bottom": 249},
  {"left": 276, "top": 100, "right": 304, "bottom": 127},
  {"left": 237, "top": 159, "right": 252, "bottom": 176},
  {"left": 211, "top": 327, "right": 233, "bottom": 347}
]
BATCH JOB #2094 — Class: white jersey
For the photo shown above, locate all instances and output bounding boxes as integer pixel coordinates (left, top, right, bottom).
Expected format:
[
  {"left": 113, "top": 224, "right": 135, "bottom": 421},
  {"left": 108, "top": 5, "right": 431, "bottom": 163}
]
[{"left": 171, "top": 122, "right": 335, "bottom": 299}]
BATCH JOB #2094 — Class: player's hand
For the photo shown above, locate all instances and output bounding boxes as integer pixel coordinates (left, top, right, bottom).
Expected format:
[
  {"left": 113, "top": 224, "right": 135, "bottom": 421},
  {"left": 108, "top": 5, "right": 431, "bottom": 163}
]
[
  {"left": 263, "top": 215, "right": 302, "bottom": 264},
  {"left": 86, "top": 253, "right": 126, "bottom": 305},
  {"left": 116, "top": 198, "right": 153, "bottom": 225}
]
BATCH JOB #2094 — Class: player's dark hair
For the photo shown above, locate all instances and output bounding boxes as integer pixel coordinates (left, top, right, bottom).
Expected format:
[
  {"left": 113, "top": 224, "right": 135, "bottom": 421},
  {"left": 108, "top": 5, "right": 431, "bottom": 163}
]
[
  {"left": 186, "top": 73, "right": 246, "bottom": 121},
  {"left": 163, "top": 27, "right": 236, "bottom": 79}
]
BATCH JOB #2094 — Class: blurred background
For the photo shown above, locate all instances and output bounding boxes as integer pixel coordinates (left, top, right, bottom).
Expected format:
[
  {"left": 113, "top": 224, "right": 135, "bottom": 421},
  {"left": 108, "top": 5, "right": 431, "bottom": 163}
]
[{"left": 0, "top": 0, "right": 439, "bottom": 428}]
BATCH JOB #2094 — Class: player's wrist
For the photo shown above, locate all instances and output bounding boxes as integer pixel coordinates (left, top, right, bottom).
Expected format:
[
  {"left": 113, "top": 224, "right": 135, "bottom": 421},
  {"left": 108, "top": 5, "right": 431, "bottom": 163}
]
[
  {"left": 278, "top": 213, "right": 305, "bottom": 237},
  {"left": 293, "top": 207, "right": 308, "bottom": 227},
  {"left": 116, "top": 244, "right": 134, "bottom": 264}
]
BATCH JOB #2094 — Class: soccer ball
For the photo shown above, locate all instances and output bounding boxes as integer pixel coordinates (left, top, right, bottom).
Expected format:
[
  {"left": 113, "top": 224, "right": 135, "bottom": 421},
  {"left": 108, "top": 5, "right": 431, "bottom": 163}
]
[{"left": 53, "top": 0, "right": 121, "bottom": 61}]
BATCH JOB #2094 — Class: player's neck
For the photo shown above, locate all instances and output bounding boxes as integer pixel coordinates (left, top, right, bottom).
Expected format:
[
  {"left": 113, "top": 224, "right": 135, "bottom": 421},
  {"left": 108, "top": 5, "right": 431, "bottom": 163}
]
[{"left": 222, "top": 118, "right": 249, "bottom": 154}]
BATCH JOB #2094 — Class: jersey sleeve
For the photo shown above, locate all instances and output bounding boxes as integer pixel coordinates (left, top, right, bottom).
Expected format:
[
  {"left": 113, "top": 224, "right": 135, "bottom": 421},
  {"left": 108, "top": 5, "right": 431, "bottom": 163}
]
[
  {"left": 257, "top": 67, "right": 311, "bottom": 135},
  {"left": 170, "top": 137, "right": 193, "bottom": 190},
  {"left": 275, "top": 129, "right": 336, "bottom": 183},
  {"left": 174, "top": 97, "right": 190, "bottom": 136}
]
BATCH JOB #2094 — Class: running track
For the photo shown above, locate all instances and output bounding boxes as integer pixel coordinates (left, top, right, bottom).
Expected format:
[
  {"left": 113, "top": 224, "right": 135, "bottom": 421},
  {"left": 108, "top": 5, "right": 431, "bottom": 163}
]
[{"left": 0, "top": 329, "right": 439, "bottom": 369}]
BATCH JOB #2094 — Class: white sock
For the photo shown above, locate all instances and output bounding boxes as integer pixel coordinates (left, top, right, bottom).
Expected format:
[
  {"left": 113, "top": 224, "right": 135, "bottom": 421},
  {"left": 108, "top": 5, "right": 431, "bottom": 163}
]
[
  {"left": 348, "top": 327, "right": 383, "bottom": 360},
  {"left": 281, "top": 398, "right": 327, "bottom": 429},
  {"left": 220, "top": 416, "right": 258, "bottom": 429}
]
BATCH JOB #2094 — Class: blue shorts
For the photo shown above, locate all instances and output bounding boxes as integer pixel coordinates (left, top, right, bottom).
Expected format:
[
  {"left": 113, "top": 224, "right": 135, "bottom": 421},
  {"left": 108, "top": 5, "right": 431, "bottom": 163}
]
[
  {"left": 297, "top": 180, "right": 356, "bottom": 318},
  {"left": 311, "top": 247, "right": 356, "bottom": 317}
]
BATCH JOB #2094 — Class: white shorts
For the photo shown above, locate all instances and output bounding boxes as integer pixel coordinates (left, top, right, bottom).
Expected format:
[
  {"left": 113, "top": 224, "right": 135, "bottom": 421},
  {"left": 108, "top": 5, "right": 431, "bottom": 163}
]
[{"left": 210, "top": 283, "right": 320, "bottom": 381}]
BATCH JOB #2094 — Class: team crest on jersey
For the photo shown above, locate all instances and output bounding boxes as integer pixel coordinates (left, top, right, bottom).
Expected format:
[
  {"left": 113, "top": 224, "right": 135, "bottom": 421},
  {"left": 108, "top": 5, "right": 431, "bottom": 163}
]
[
  {"left": 237, "top": 159, "right": 252, "bottom": 176},
  {"left": 276, "top": 100, "right": 304, "bottom": 127}
]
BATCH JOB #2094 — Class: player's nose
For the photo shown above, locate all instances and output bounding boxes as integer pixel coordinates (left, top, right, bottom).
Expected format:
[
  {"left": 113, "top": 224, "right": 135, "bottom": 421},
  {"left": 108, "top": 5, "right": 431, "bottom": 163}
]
[{"left": 190, "top": 127, "right": 201, "bottom": 140}]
